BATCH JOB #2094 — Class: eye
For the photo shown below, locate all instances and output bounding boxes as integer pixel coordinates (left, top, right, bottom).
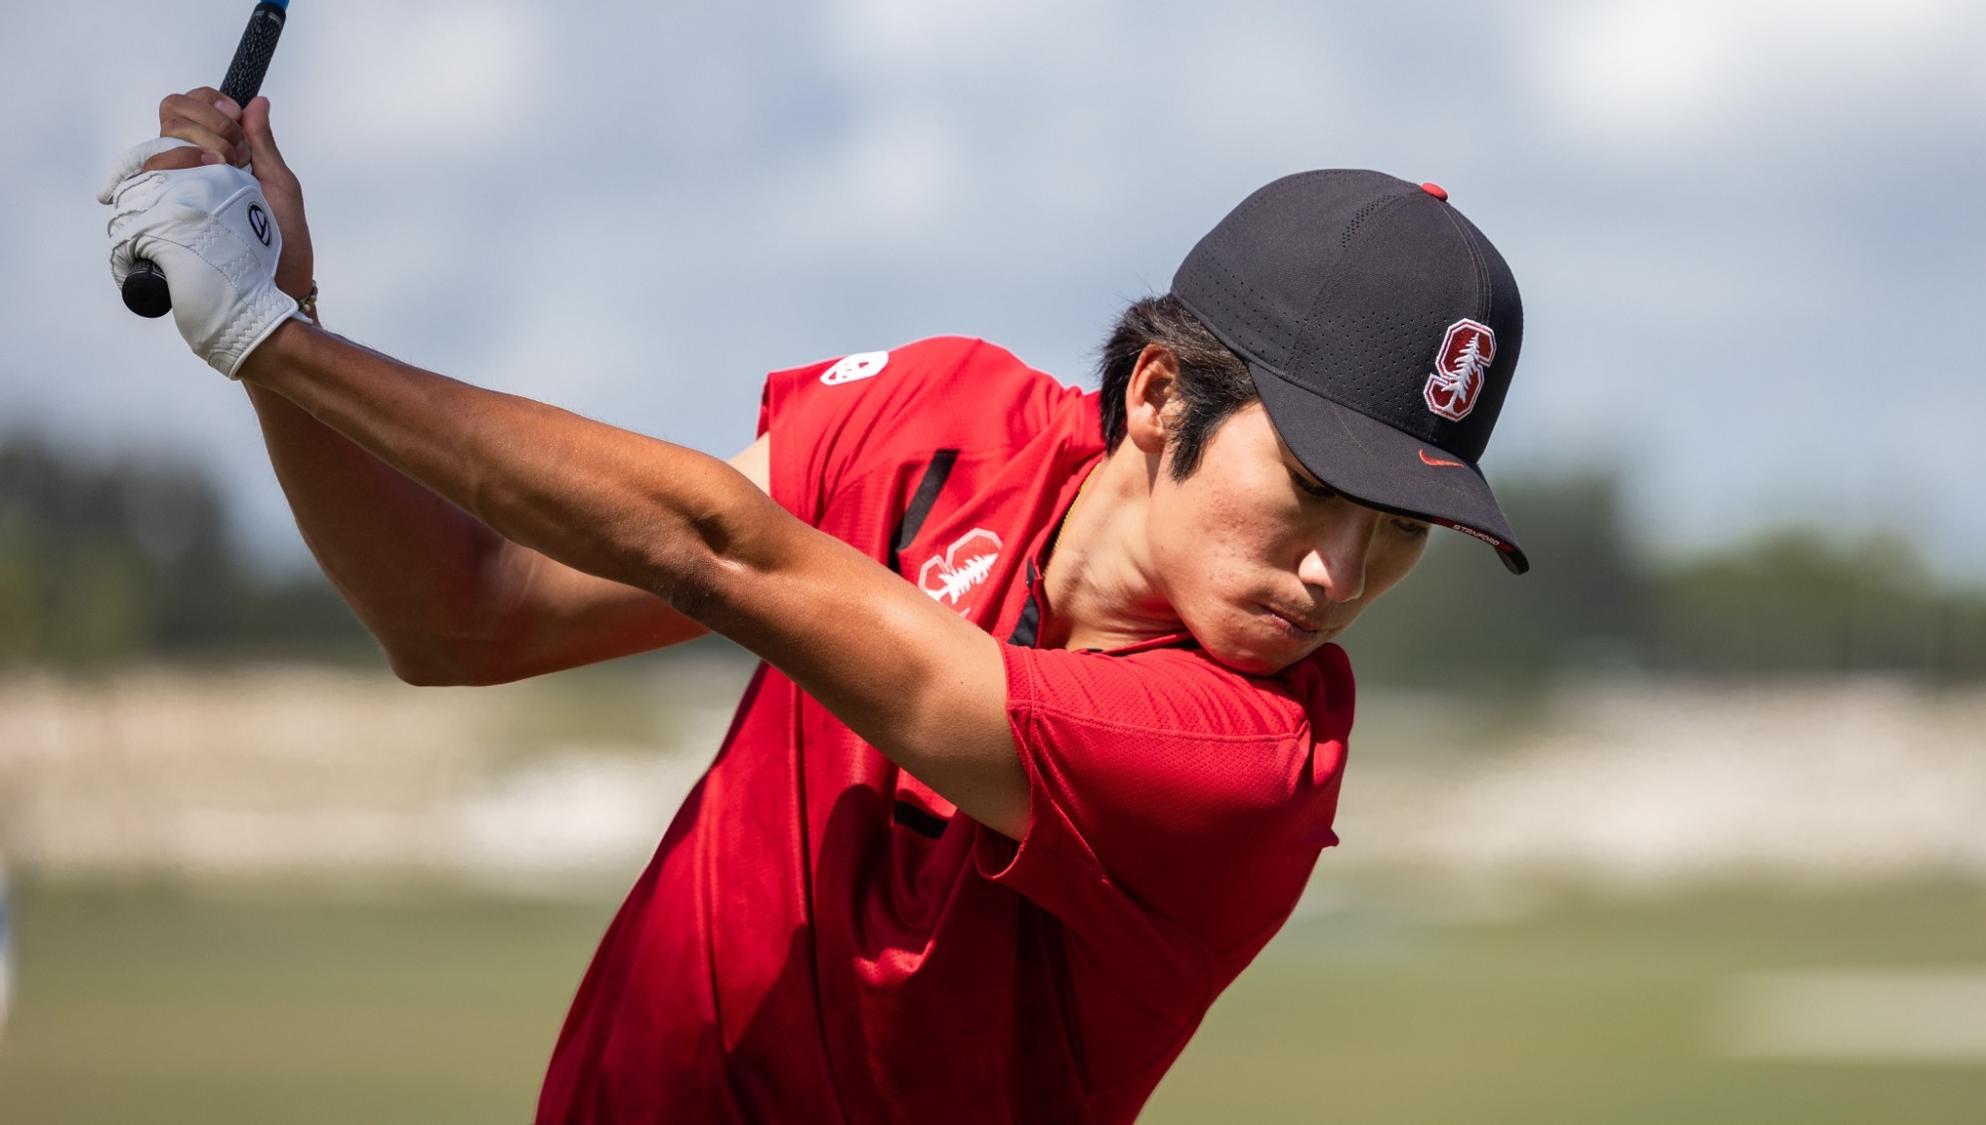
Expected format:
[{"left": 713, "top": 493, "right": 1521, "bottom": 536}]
[
  {"left": 1288, "top": 469, "right": 1336, "bottom": 499},
  {"left": 1392, "top": 517, "right": 1431, "bottom": 539}
]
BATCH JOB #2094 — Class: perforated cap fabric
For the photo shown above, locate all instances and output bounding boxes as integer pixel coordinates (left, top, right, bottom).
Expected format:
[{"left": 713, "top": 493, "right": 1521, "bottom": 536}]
[{"left": 1172, "top": 170, "right": 1529, "bottom": 574}]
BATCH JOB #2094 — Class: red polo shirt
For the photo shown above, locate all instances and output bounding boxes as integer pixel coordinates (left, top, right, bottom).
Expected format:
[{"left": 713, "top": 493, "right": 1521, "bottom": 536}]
[{"left": 537, "top": 337, "right": 1354, "bottom": 1124}]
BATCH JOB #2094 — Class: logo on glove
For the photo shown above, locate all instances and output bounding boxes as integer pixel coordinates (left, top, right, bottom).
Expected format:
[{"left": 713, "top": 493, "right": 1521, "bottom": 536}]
[{"left": 101, "top": 137, "right": 294, "bottom": 379}]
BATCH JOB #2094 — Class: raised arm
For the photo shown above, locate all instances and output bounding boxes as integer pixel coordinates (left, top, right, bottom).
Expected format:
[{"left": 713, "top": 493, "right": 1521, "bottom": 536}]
[
  {"left": 157, "top": 87, "right": 743, "bottom": 685},
  {"left": 237, "top": 322, "right": 1028, "bottom": 837},
  {"left": 116, "top": 90, "right": 1025, "bottom": 827},
  {"left": 249, "top": 374, "right": 764, "bottom": 685}
]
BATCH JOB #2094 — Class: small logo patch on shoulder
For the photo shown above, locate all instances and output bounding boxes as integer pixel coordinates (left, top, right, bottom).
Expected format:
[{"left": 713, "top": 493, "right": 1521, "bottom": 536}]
[{"left": 821, "top": 351, "right": 889, "bottom": 386}]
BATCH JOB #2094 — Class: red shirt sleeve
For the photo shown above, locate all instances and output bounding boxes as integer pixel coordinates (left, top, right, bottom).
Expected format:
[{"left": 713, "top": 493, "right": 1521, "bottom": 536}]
[{"left": 975, "top": 642, "right": 1354, "bottom": 999}]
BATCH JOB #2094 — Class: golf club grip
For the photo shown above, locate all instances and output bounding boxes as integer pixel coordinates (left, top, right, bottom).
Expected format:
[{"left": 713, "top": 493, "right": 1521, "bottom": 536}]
[
  {"left": 121, "top": 0, "right": 292, "bottom": 319},
  {"left": 220, "top": 2, "right": 290, "bottom": 107}
]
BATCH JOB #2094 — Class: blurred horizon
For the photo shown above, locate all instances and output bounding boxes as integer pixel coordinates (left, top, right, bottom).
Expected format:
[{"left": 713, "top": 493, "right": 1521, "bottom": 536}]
[
  {"left": 5, "top": 0, "right": 1983, "bottom": 581},
  {"left": 6, "top": 428, "right": 1984, "bottom": 686}
]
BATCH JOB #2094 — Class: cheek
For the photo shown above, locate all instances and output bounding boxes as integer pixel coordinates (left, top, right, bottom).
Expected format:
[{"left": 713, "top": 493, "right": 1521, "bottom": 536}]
[
  {"left": 1366, "top": 533, "right": 1430, "bottom": 599},
  {"left": 1149, "top": 514, "right": 1313, "bottom": 672},
  {"left": 1149, "top": 492, "right": 1273, "bottom": 602}
]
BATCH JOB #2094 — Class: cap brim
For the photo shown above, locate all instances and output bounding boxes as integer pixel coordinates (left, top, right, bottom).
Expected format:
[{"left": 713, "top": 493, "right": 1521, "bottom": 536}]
[{"left": 1249, "top": 361, "right": 1529, "bottom": 575}]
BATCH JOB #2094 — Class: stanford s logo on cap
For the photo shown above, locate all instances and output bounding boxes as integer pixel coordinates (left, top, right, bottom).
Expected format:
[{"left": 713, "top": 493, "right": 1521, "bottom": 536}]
[{"left": 1423, "top": 319, "right": 1495, "bottom": 421}]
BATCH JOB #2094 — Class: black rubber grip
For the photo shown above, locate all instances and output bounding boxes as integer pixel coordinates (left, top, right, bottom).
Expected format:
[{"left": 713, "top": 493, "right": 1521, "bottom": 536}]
[
  {"left": 120, "top": 1, "right": 291, "bottom": 319},
  {"left": 220, "top": 3, "right": 289, "bottom": 107}
]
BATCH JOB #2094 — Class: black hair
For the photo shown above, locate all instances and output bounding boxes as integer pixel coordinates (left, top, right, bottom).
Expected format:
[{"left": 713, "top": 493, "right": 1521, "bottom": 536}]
[{"left": 1095, "top": 294, "right": 1258, "bottom": 482}]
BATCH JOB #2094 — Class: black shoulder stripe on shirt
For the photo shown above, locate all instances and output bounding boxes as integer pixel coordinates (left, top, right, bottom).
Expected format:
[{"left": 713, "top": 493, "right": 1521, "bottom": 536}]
[
  {"left": 1008, "top": 561, "right": 1042, "bottom": 648},
  {"left": 887, "top": 449, "right": 960, "bottom": 574},
  {"left": 892, "top": 799, "right": 950, "bottom": 839}
]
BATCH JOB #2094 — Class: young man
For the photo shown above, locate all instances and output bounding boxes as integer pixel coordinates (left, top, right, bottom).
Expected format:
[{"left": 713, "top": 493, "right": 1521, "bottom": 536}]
[{"left": 103, "top": 89, "right": 1527, "bottom": 1123}]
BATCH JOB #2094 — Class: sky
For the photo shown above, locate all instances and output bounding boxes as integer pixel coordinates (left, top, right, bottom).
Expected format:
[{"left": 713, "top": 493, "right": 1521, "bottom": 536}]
[{"left": 3, "top": 0, "right": 1982, "bottom": 579}]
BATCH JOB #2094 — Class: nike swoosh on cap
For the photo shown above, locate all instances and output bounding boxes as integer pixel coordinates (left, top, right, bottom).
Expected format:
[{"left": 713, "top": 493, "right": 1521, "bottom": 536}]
[{"left": 1418, "top": 449, "right": 1466, "bottom": 468}]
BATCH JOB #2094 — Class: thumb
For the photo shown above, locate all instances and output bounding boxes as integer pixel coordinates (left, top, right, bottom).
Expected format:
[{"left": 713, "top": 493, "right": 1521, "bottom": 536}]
[{"left": 241, "top": 96, "right": 291, "bottom": 180}]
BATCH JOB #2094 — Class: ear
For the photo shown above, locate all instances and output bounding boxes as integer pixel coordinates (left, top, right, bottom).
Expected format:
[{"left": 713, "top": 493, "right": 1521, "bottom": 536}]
[{"left": 1123, "top": 344, "right": 1182, "bottom": 457}]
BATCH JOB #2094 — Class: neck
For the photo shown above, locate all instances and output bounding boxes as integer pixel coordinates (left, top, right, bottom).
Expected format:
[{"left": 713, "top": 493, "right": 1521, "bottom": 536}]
[{"left": 1036, "top": 449, "right": 1185, "bottom": 651}]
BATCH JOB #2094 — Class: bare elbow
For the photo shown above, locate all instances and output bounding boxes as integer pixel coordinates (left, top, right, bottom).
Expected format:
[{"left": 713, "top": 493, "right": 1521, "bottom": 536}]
[
  {"left": 653, "top": 543, "right": 756, "bottom": 637},
  {"left": 385, "top": 639, "right": 496, "bottom": 688},
  {"left": 387, "top": 652, "right": 466, "bottom": 688},
  {"left": 646, "top": 473, "right": 784, "bottom": 627}
]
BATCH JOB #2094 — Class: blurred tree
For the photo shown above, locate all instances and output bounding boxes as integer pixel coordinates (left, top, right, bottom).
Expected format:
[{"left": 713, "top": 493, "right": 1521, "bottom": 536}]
[
  {"left": 1650, "top": 529, "right": 1986, "bottom": 682},
  {"left": 2, "top": 435, "right": 1980, "bottom": 686},
  {"left": 0, "top": 434, "right": 376, "bottom": 670},
  {"left": 1340, "top": 474, "right": 1985, "bottom": 693},
  {"left": 1342, "top": 474, "right": 1653, "bottom": 692}
]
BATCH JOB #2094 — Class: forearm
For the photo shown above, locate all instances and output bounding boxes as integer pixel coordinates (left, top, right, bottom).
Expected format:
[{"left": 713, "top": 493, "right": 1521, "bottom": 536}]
[
  {"left": 237, "top": 316, "right": 1025, "bottom": 833},
  {"left": 237, "top": 320, "right": 757, "bottom": 609},
  {"left": 242, "top": 375, "right": 511, "bottom": 664}
]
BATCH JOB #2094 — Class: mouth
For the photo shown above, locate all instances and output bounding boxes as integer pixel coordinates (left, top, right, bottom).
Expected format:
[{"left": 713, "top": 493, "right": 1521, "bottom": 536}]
[{"left": 1260, "top": 605, "right": 1322, "bottom": 637}]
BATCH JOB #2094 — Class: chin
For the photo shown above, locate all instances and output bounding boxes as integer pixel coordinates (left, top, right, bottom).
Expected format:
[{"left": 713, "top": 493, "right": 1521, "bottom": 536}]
[
  {"left": 1194, "top": 631, "right": 1302, "bottom": 678},
  {"left": 1181, "top": 604, "right": 1315, "bottom": 676}
]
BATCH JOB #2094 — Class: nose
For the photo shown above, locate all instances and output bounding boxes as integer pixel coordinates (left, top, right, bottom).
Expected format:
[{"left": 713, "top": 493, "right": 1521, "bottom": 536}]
[{"left": 1296, "top": 509, "right": 1378, "bottom": 604}]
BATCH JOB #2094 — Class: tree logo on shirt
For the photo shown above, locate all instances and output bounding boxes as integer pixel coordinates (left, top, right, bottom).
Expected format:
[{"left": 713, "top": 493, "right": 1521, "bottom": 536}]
[
  {"left": 820, "top": 350, "right": 890, "bottom": 386},
  {"left": 918, "top": 529, "right": 1003, "bottom": 610}
]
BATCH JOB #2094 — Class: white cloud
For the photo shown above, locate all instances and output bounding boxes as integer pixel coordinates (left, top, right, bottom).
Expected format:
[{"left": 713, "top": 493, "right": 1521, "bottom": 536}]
[
  {"left": 1541, "top": 4, "right": 1742, "bottom": 138},
  {"left": 769, "top": 102, "right": 969, "bottom": 250},
  {"left": 1536, "top": 0, "right": 1980, "bottom": 147},
  {"left": 823, "top": 0, "right": 1069, "bottom": 73},
  {"left": 284, "top": 1, "right": 552, "bottom": 157}
]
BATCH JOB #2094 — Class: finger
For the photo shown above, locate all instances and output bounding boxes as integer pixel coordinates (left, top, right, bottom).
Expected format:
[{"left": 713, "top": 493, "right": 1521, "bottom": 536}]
[
  {"left": 161, "top": 93, "right": 246, "bottom": 152},
  {"left": 141, "top": 147, "right": 225, "bottom": 173},
  {"left": 99, "top": 138, "right": 197, "bottom": 202},
  {"left": 162, "top": 92, "right": 245, "bottom": 143},
  {"left": 159, "top": 125, "right": 241, "bottom": 167},
  {"left": 240, "top": 97, "right": 291, "bottom": 180},
  {"left": 159, "top": 121, "right": 243, "bottom": 167},
  {"left": 180, "top": 85, "right": 242, "bottom": 122},
  {"left": 162, "top": 87, "right": 223, "bottom": 128}
]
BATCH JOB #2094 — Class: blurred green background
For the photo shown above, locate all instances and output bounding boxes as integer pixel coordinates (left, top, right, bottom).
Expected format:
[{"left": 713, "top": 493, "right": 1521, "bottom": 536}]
[
  {"left": 3, "top": 435, "right": 1986, "bottom": 1122},
  {"left": 4, "top": 880, "right": 1982, "bottom": 1123},
  {"left": 8, "top": 432, "right": 1985, "bottom": 682}
]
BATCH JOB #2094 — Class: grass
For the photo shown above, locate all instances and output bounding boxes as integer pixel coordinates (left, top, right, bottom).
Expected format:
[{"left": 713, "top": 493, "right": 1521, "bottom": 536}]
[
  {"left": 0, "top": 880, "right": 601, "bottom": 1124},
  {"left": 1154, "top": 881, "right": 1986, "bottom": 1123},
  {"left": 1, "top": 878, "right": 1981, "bottom": 1123}
]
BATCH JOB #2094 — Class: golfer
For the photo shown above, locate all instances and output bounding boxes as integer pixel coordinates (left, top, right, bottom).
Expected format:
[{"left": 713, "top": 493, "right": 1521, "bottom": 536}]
[{"left": 102, "top": 88, "right": 1528, "bottom": 1124}]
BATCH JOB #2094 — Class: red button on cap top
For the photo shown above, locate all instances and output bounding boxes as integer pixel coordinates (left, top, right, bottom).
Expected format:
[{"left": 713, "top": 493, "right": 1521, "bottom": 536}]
[{"left": 1420, "top": 182, "right": 1448, "bottom": 201}]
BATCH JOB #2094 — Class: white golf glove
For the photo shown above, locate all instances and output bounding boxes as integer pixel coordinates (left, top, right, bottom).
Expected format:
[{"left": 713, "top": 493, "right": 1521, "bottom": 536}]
[{"left": 100, "top": 137, "right": 303, "bottom": 379}]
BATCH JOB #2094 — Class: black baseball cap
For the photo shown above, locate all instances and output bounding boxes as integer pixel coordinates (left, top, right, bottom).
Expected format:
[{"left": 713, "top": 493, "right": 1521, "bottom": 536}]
[{"left": 1172, "top": 169, "right": 1529, "bottom": 574}]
